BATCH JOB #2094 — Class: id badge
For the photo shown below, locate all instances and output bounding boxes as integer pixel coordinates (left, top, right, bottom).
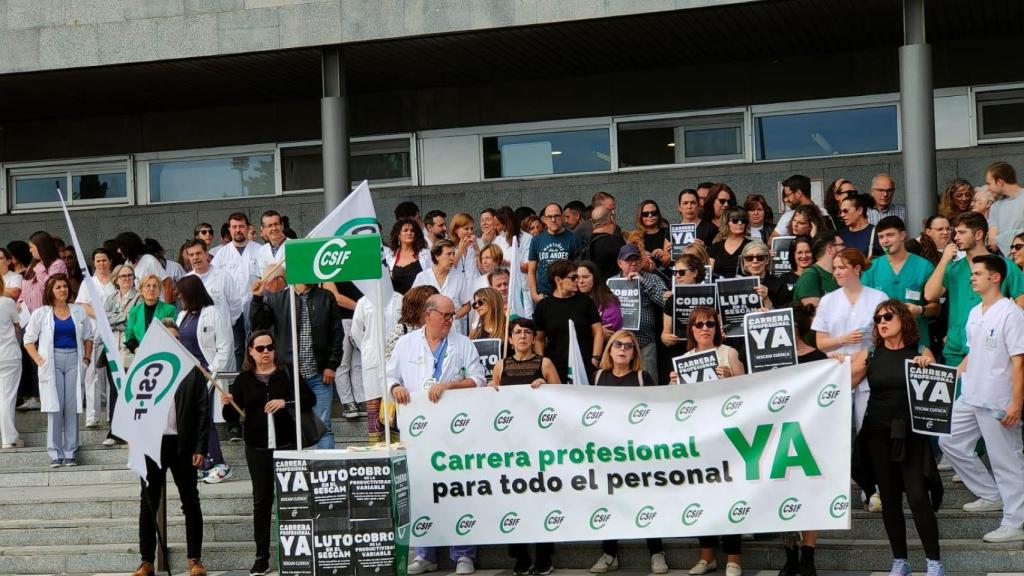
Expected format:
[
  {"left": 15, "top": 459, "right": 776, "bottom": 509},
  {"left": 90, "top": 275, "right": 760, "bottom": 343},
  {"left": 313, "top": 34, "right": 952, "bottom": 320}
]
[
  {"left": 905, "top": 289, "right": 921, "bottom": 301},
  {"left": 985, "top": 336, "right": 998, "bottom": 351},
  {"left": 422, "top": 377, "right": 437, "bottom": 391}
]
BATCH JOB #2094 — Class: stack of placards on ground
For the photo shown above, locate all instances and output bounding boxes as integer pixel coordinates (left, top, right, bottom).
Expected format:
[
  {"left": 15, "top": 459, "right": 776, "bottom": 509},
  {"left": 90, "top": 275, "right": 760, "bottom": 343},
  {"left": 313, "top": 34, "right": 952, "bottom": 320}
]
[{"left": 276, "top": 449, "right": 411, "bottom": 576}]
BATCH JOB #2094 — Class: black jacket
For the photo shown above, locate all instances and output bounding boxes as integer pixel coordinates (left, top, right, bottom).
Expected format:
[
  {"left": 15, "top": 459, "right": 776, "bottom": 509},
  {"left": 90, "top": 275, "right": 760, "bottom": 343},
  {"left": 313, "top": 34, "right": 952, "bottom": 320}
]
[
  {"left": 223, "top": 366, "right": 316, "bottom": 450},
  {"left": 174, "top": 367, "right": 211, "bottom": 457},
  {"left": 249, "top": 286, "right": 345, "bottom": 373}
]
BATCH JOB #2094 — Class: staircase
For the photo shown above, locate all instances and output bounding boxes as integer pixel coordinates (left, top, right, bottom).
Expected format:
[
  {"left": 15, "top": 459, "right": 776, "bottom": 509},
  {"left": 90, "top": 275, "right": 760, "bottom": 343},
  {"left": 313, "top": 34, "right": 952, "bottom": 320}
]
[{"left": 1, "top": 408, "right": 1022, "bottom": 574}]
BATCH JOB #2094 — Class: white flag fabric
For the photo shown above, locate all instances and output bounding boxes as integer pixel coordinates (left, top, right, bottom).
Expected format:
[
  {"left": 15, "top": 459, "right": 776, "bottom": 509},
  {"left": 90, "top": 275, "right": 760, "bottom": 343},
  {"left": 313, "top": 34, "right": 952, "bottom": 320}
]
[
  {"left": 567, "top": 319, "right": 591, "bottom": 386},
  {"left": 112, "top": 321, "right": 202, "bottom": 483},
  {"left": 306, "top": 180, "right": 394, "bottom": 320},
  {"left": 507, "top": 236, "right": 531, "bottom": 320},
  {"left": 56, "top": 190, "right": 127, "bottom": 395}
]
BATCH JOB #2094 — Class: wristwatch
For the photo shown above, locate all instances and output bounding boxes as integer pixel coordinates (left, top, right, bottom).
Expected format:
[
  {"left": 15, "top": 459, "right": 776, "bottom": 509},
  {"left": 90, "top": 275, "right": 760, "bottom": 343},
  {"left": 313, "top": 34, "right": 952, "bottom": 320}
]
[{"left": 592, "top": 355, "right": 601, "bottom": 362}]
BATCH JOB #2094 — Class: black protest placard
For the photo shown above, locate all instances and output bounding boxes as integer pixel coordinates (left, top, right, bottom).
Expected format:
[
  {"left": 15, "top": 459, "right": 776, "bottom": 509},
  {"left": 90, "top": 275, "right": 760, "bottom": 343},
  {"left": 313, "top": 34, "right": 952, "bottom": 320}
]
[
  {"left": 905, "top": 361, "right": 957, "bottom": 436},
  {"left": 310, "top": 460, "right": 350, "bottom": 517},
  {"left": 348, "top": 459, "right": 395, "bottom": 520},
  {"left": 276, "top": 458, "right": 312, "bottom": 520},
  {"left": 312, "top": 517, "right": 356, "bottom": 573},
  {"left": 352, "top": 519, "right": 400, "bottom": 576},
  {"left": 670, "top": 223, "right": 698, "bottom": 259},
  {"left": 716, "top": 277, "right": 761, "bottom": 338},
  {"left": 607, "top": 277, "right": 641, "bottom": 331},
  {"left": 743, "top": 309, "right": 797, "bottom": 372},
  {"left": 672, "top": 350, "right": 720, "bottom": 383},
  {"left": 473, "top": 338, "right": 502, "bottom": 382},
  {"left": 673, "top": 283, "right": 718, "bottom": 338},
  {"left": 279, "top": 520, "right": 315, "bottom": 576},
  {"left": 771, "top": 236, "right": 795, "bottom": 275}
]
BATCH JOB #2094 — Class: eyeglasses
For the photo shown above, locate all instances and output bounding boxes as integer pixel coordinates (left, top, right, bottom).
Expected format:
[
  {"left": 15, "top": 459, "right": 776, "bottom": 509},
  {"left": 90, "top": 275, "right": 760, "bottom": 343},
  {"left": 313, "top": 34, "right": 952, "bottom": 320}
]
[
  {"left": 641, "top": 210, "right": 660, "bottom": 218},
  {"left": 1011, "top": 243, "right": 1024, "bottom": 252},
  {"left": 252, "top": 344, "right": 275, "bottom": 353},
  {"left": 611, "top": 341, "right": 635, "bottom": 351},
  {"left": 743, "top": 254, "right": 768, "bottom": 262},
  {"left": 197, "top": 229, "right": 213, "bottom": 235},
  {"left": 872, "top": 187, "right": 896, "bottom": 194},
  {"left": 730, "top": 217, "right": 748, "bottom": 225},
  {"left": 673, "top": 268, "right": 694, "bottom": 276},
  {"left": 429, "top": 310, "right": 457, "bottom": 322},
  {"left": 693, "top": 321, "right": 718, "bottom": 330},
  {"left": 873, "top": 312, "right": 895, "bottom": 324},
  {"left": 543, "top": 214, "right": 562, "bottom": 220},
  {"left": 716, "top": 198, "right": 730, "bottom": 205},
  {"left": 471, "top": 299, "right": 486, "bottom": 309},
  {"left": 565, "top": 274, "right": 579, "bottom": 281},
  {"left": 117, "top": 273, "right": 135, "bottom": 279}
]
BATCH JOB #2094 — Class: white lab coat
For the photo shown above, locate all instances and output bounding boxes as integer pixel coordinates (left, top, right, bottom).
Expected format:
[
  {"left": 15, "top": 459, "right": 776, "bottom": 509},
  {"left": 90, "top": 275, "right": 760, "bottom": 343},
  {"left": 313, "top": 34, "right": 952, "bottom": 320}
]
[
  {"left": 212, "top": 241, "right": 262, "bottom": 308},
  {"left": 176, "top": 306, "right": 234, "bottom": 374},
  {"left": 74, "top": 275, "right": 116, "bottom": 340},
  {"left": 350, "top": 293, "right": 403, "bottom": 401},
  {"left": 385, "top": 328, "right": 486, "bottom": 394},
  {"left": 256, "top": 240, "right": 287, "bottom": 278},
  {"left": 190, "top": 267, "right": 243, "bottom": 324},
  {"left": 384, "top": 247, "right": 432, "bottom": 274},
  {"left": 24, "top": 304, "right": 93, "bottom": 413}
]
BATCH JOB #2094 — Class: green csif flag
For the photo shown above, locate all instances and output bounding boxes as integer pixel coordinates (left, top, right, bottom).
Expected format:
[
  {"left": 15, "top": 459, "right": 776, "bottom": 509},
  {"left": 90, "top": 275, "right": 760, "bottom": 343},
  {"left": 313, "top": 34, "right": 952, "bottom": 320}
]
[{"left": 284, "top": 234, "right": 383, "bottom": 285}]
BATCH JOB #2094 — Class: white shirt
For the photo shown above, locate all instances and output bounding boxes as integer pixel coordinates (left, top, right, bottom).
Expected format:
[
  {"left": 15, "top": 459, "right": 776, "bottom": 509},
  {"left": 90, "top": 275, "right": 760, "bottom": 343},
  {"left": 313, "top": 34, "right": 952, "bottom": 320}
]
[
  {"left": 412, "top": 268, "right": 474, "bottom": 334},
  {"left": 385, "top": 328, "right": 486, "bottom": 393},
  {"left": 3, "top": 270, "right": 23, "bottom": 291},
  {"left": 962, "top": 297, "right": 1024, "bottom": 411},
  {"left": 165, "top": 260, "right": 186, "bottom": 283},
  {"left": 384, "top": 247, "right": 432, "bottom": 273},
  {"left": 351, "top": 293, "right": 404, "bottom": 401},
  {"left": 133, "top": 254, "right": 168, "bottom": 287},
  {"left": 75, "top": 275, "right": 116, "bottom": 339},
  {"left": 212, "top": 241, "right": 262, "bottom": 306},
  {"left": 190, "top": 266, "right": 243, "bottom": 323},
  {"left": 774, "top": 205, "right": 829, "bottom": 236},
  {"left": 811, "top": 285, "right": 888, "bottom": 390},
  {"left": 256, "top": 239, "right": 288, "bottom": 278},
  {"left": 0, "top": 297, "right": 21, "bottom": 362}
]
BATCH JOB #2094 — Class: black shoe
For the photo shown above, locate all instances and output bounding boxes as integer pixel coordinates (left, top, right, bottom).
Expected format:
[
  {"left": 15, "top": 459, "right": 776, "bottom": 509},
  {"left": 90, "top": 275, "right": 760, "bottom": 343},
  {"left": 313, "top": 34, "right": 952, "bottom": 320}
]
[
  {"left": 512, "top": 558, "right": 532, "bottom": 576},
  {"left": 799, "top": 545, "right": 816, "bottom": 576},
  {"left": 228, "top": 424, "right": 243, "bottom": 442},
  {"left": 531, "top": 564, "right": 553, "bottom": 575},
  {"left": 778, "top": 545, "right": 799, "bottom": 576},
  {"left": 250, "top": 557, "right": 271, "bottom": 575}
]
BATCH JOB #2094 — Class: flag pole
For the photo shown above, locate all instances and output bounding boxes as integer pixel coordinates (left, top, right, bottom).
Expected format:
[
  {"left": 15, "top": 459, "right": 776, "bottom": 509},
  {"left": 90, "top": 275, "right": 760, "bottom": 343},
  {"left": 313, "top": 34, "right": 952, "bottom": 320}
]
[
  {"left": 289, "top": 287, "right": 303, "bottom": 449},
  {"left": 195, "top": 368, "right": 244, "bottom": 417},
  {"left": 377, "top": 278, "right": 392, "bottom": 449}
]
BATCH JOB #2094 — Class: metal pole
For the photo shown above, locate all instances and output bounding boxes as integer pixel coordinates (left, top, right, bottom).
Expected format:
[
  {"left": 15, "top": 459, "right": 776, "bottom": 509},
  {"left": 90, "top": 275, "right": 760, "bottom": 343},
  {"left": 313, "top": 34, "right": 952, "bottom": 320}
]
[
  {"left": 289, "top": 287, "right": 303, "bottom": 449},
  {"left": 900, "top": 0, "right": 936, "bottom": 237},
  {"left": 322, "top": 47, "right": 350, "bottom": 214}
]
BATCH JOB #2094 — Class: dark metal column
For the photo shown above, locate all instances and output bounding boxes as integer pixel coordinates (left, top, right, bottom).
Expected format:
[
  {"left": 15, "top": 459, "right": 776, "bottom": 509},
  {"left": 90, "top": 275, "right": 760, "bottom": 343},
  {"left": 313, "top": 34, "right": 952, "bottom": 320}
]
[
  {"left": 322, "top": 47, "right": 350, "bottom": 210},
  {"left": 900, "top": 0, "right": 936, "bottom": 235}
]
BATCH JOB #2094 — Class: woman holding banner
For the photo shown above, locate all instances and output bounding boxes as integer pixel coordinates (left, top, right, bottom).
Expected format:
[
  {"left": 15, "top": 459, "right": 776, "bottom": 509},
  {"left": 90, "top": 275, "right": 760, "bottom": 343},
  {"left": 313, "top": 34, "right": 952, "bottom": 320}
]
[
  {"left": 589, "top": 329, "right": 666, "bottom": 576},
  {"left": 780, "top": 236, "right": 814, "bottom": 294},
  {"left": 739, "top": 241, "right": 790, "bottom": 309},
  {"left": 829, "top": 300, "right": 943, "bottom": 576},
  {"left": 660, "top": 254, "right": 706, "bottom": 373}
]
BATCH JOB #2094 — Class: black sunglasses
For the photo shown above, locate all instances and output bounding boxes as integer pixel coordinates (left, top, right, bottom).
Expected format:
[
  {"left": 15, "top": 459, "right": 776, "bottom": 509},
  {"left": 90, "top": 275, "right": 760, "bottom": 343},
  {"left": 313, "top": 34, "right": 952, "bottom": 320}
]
[
  {"left": 693, "top": 321, "right": 718, "bottom": 329},
  {"left": 611, "top": 341, "right": 635, "bottom": 350},
  {"left": 673, "top": 268, "right": 694, "bottom": 275},
  {"left": 716, "top": 198, "right": 730, "bottom": 205},
  {"left": 873, "top": 312, "right": 895, "bottom": 324},
  {"left": 1011, "top": 243, "right": 1024, "bottom": 252},
  {"left": 252, "top": 344, "right": 275, "bottom": 353},
  {"left": 471, "top": 299, "right": 485, "bottom": 309},
  {"left": 743, "top": 254, "right": 767, "bottom": 262},
  {"left": 641, "top": 210, "right": 660, "bottom": 218},
  {"left": 730, "top": 217, "right": 749, "bottom": 225}
]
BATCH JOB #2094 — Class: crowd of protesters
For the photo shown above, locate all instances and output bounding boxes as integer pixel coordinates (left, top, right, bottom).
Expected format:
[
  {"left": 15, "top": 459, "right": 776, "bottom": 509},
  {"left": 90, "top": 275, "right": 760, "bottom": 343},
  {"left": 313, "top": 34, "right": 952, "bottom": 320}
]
[{"left": 1, "top": 160, "right": 1023, "bottom": 576}]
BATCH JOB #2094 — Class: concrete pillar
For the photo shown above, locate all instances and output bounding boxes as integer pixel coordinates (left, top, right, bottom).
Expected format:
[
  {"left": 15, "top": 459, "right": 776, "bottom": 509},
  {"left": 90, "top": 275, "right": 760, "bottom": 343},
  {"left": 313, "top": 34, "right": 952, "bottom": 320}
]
[
  {"left": 321, "top": 47, "right": 350, "bottom": 211},
  {"left": 899, "top": 0, "right": 936, "bottom": 236}
]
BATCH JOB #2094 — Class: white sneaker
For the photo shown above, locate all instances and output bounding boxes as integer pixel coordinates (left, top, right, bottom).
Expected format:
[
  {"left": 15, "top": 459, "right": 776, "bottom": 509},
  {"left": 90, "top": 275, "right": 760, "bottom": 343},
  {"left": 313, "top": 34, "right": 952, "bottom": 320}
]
[
  {"left": 868, "top": 493, "right": 883, "bottom": 512},
  {"left": 689, "top": 559, "right": 717, "bottom": 575},
  {"left": 936, "top": 455, "right": 953, "bottom": 471},
  {"left": 101, "top": 437, "right": 116, "bottom": 447},
  {"left": 963, "top": 497, "right": 1003, "bottom": 512},
  {"left": 455, "top": 556, "right": 475, "bottom": 575},
  {"left": 85, "top": 419, "right": 99, "bottom": 429},
  {"left": 951, "top": 473, "right": 962, "bottom": 483},
  {"left": 983, "top": 525, "right": 1024, "bottom": 543},
  {"left": 407, "top": 556, "right": 438, "bottom": 575},
  {"left": 590, "top": 554, "right": 619, "bottom": 574},
  {"left": 651, "top": 552, "right": 668, "bottom": 575},
  {"left": 17, "top": 398, "right": 40, "bottom": 411},
  {"left": 203, "top": 464, "right": 233, "bottom": 484},
  {"left": 725, "top": 562, "right": 742, "bottom": 576}
]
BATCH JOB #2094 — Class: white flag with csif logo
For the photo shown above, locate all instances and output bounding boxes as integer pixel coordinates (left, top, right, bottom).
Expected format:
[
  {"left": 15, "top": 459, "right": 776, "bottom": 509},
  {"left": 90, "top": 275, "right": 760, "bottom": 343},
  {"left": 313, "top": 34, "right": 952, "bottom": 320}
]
[
  {"left": 112, "top": 321, "right": 202, "bottom": 483},
  {"left": 398, "top": 358, "right": 852, "bottom": 545},
  {"left": 567, "top": 319, "right": 590, "bottom": 386}
]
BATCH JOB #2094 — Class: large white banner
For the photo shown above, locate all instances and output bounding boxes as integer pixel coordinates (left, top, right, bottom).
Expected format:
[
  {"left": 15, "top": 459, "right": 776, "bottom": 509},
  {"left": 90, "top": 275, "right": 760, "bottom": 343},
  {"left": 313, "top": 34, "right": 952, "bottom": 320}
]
[{"left": 399, "top": 359, "right": 852, "bottom": 545}]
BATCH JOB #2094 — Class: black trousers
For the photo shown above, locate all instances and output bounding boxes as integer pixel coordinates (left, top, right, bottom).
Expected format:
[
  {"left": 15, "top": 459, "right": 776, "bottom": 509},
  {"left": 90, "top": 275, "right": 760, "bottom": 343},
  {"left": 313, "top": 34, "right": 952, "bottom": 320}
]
[
  {"left": 246, "top": 444, "right": 276, "bottom": 561},
  {"left": 602, "top": 538, "right": 663, "bottom": 556},
  {"left": 18, "top": 345, "right": 37, "bottom": 399},
  {"left": 139, "top": 435, "right": 203, "bottom": 562},
  {"left": 861, "top": 428, "right": 941, "bottom": 560},
  {"left": 698, "top": 535, "right": 741, "bottom": 555},
  {"left": 509, "top": 542, "right": 554, "bottom": 566}
]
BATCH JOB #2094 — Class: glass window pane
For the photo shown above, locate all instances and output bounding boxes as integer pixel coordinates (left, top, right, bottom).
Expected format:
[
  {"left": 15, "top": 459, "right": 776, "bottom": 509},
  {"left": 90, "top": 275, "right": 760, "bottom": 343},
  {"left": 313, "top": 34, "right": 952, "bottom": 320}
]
[
  {"left": 617, "top": 125, "right": 675, "bottom": 167},
  {"left": 73, "top": 172, "right": 127, "bottom": 201},
  {"left": 617, "top": 115, "right": 742, "bottom": 168},
  {"left": 149, "top": 154, "right": 274, "bottom": 203},
  {"left": 755, "top": 105, "right": 898, "bottom": 161},
  {"left": 977, "top": 90, "right": 1024, "bottom": 140},
  {"left": 14, "top": 176, "right": 67, "bottom": 205},
  {"left": 685, "top": 126, "right": 742, "bottom": 158},
  {"left": 484, "top": 129, "right": 610, "bottom": 178},
  {"left": 282, "top": 146, "right": 323, "bottom": 191},
  {"left": 351, "top": 138, "right": 412, "bottom": 184}
]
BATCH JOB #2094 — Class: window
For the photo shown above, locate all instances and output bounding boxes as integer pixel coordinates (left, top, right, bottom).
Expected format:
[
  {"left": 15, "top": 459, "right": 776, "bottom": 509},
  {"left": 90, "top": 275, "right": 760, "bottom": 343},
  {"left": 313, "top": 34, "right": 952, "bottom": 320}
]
[
  {"left": 617, "top": 113, "right": 744, "bottom": 168},
  {"left": 148, "top": 153, "right": 274, "bottom": 203},
  {"left": 483, "top": 128, "right": 610, "bottom": 179},
  {"left": 280, "top": 137, "right": 414, "bottom": 193},
  {"left": 754, "top": 105, "right": 899, "bottom": 161},
  {"left": 976, "top": 88, "right": 1024, "bottom": 141},
  {"left": 7, "top": 158, "right": 131, "bottom": 210}
]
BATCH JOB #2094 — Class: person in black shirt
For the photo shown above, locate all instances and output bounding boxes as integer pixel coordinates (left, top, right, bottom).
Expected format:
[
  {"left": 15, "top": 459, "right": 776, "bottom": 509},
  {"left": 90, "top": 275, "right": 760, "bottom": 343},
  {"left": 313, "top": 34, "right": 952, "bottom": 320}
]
[
  {"left": 677, "top": 189, "right": 718, "bottom": 246},
  {"left": 739, "top": 241, "right": 791, "bottom": 309},
  {"left": 634, "top": 200, "right": 672, "bottom": 269},
  {"left": 831, "top": 300, "right": 943, "bottom": 576},
  {"left": 708, "top": 207, "right": 752, "bottom": 278},
  {"left": 533, "top": 260, "right": 603, "bottom": 383},
  {"left": 589, "top": 330, "right": 666, "bottom": 575},
  {"left": 586, "top": 205, "right": 627, "bottom": 281}
]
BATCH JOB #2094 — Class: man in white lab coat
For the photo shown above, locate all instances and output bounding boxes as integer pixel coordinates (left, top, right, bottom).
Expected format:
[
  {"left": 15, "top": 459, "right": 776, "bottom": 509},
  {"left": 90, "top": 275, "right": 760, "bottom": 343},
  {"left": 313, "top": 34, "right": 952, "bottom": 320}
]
[{"left": 212, "top": 212, "right": 262, "bottom": 367}]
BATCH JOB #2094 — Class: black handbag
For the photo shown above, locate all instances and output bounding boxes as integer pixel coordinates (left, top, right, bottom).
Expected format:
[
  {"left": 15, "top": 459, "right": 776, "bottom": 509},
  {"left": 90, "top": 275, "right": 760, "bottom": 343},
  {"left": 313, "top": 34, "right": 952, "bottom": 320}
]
[{"left": 288, "top": 406, "right": 327, "bottom": 449}]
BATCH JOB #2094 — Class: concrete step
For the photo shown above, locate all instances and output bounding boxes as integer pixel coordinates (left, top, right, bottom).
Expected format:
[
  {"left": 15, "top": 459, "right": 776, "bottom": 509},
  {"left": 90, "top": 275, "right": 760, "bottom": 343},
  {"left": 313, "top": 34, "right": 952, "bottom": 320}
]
[
  {"left": 0, "top": 540, "right": 271, "bottom": 574},
  {"left": 0, "top": 515, "right": 253, "bottom": 547},
  {"left": 826, "top": 509, "right": 1003, "bottom": 541}
]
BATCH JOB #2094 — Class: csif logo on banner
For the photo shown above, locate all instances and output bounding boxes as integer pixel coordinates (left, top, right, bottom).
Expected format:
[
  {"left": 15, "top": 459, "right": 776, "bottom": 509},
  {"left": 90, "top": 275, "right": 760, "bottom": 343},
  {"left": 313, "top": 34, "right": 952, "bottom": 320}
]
[
  {"left": 544, "top": 509, "right": 566, "bottom": 532},
  {"left": 829, "top": 494, "right": 850, "bottom": 518},
  {"left": 537, "top": 407, "right": 558, "bottom": 429},
  {"left": 409, "top": 415, "right": 429, "bottom": 437},
  {"left": 412, "top": 516, "right": 433, "bottom": 537},
  {"left": 681, "top": 503, "right": 704, "bottom": 526},
  {"left": 728, "top": 500, "right": 751, "bottom": 524},
  {"left": 499, "top": 511, "right": 521, "bottom": 534},
  {"left": 455, "top": 513, "right": 477, "bottom": 536},
  {"left": 124, "top": 352, "right": 182, "bottom": 420},
  {"left": 628, "top": 403, "right": 651, "bottom": 424},
  {"left": 450, "top": 413, "right": 471, "bottom": 434},
  {"left": 581, "top": 405, "right": 604, "bottom": 427},
  {"left": 493, "top": 409, "right": 514, "bottom": 432},
  {"left": 768, "top": 389, "right": 790, "bottom": 413},
  {"left": 313, "top": 238, "right": 352, "bottom": 281},
  {"left": 675, "top": 399, "right": 698, "bottom": 422},
  {"left": 589, "top": 508, "right": 612, "bottom": 530},
  {"left": 721, "top": 395, "right": 743, "bottom": 418},
  {"left": 635, "top": 505, "right": 657, "bottom": 528},
  {"left": 817, "top": 384, "right": 841, "bottom": 407},
  {"left": 777, "top": 497, "right": 801, "bottom": 521}
]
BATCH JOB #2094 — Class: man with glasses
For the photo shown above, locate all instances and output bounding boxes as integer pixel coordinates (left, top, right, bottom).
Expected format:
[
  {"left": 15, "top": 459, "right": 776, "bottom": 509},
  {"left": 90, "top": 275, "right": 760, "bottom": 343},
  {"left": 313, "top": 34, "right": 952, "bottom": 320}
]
[
  {"left": 255, "top": 210, "right": 288, "bottom": 279},
  {"left": 534, "top": 259, "right": 603, "bottom": 383},
  {"left": 528, "top": 203, "right": 581, "bottom": 303},
  {"left": 867, "top": 174, "right": 907, "bottom": 225},
  {"left": 389, "top": 294, "right": 485, "bottom": 576},
  {"left": 677, "top": 189, "right": 718, "bottom": 246},
  {"left": 771, "top": 174, "right": 829, "bottom": 243},
  {"left": 610, "top": 245, "right": 667, "bottom": 376},
  {"left": 792, "top": 231, "right": 846, "bottom": 307}
]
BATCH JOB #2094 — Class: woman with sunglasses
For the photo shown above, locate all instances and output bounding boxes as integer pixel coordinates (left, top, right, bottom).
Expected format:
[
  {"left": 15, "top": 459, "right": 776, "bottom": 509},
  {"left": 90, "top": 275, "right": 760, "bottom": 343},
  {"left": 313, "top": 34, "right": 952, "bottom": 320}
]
[
  {"left": 781, "top": 236, "right": 815, "bottom": 294},
  {"left": 938, "top": 177, "right": 973, "bottom": 221},
  {"left": 576, "top": 261, "right": 622, "bottom": 341},
  {"left": 829, "top": 300, "right": 943, "bottom": 576},
  {"left": 222, "top": 330, "right": 315, "bottom": 576},
  {"left": 839, "top": 193, "right": 882, "bottom": 259},
  {"left": 739, "top": 240, "right": 790, "bottom": 310},
  {"left": 708, "top": 207, "right": 751, "bottom": 278},
  {"left": 661, "top": 254, "right": 706, "bottom": 361},
  {"left": 469, "top": 288, "right": 507, "bottom": 341},
  {"left": 825, "top": 178, "right": 857, "bottom": 230},
  {"left": 1009, "top": 233, "right": 1024, "bottom": 272},
  {"left": 743, "top": 194, "right": 774, "bottom": 243},
  {"left": 588, "top": 330, "right": 666, "bottom": 576},
  {"left": 634, "top": 200, "right": 672, "bottom": 268},
  {"left": 699, "top": 183, "right": 737, "bottom": 226}
]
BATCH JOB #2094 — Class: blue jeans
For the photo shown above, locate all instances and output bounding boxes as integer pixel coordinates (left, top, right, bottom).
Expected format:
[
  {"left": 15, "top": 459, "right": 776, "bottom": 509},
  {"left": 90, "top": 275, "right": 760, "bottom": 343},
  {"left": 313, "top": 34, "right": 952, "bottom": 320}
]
[
  {"left": 414, "top": 546, "right": 477, "bottom": 563},
  {"left": 307, "top": 374, "right": 335, "bottom": 449},
  {"left": 47, "top": 349, "right": 79, "bottom": 461}
]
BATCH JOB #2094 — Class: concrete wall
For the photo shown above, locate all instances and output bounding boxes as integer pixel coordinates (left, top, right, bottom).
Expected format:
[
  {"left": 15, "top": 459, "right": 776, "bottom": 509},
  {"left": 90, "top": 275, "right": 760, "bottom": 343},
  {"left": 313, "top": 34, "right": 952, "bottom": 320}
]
[
  {"left": 0, "top": 0, "right": 753, "bottom": 75},
  {"left": 4, "top": 142, "right": 1023, "bottom": 258}
]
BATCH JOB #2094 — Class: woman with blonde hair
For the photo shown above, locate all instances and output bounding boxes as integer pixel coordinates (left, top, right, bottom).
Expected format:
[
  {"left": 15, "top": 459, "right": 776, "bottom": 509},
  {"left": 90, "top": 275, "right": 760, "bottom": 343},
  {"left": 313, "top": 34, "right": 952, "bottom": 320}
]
[
  {"left": 449, "top": 212, "right": 481, "bottom": 280},
  {"left": 469, "top": 287, "right": 507, "bottom": 341},
  {"left": 938, "top": 177, "right": 973, "bottom": 221},
  {"left": 708, "top": 206, "right": 751, "bottom": 278}
]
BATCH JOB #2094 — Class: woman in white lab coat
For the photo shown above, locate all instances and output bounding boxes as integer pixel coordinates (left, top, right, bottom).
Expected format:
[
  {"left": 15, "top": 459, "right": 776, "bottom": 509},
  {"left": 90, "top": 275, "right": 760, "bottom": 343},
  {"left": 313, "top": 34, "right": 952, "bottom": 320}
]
[{"left": 23, "top": 274, "right": 93, "bottom": 467}]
